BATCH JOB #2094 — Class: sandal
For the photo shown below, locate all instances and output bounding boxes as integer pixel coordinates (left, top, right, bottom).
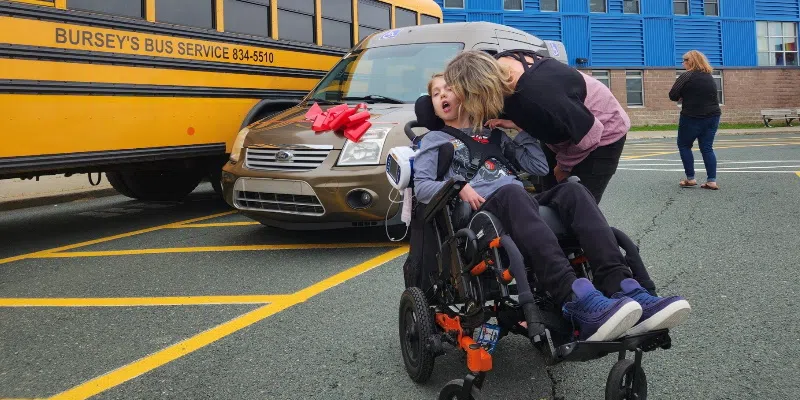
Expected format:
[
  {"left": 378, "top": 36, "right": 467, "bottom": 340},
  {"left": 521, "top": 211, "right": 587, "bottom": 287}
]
[
  {"left": 679, "top": 179, "right": 697, "bottom": 188},
  {"left": 701, "top": 183, "right": 719, "bottom": 190}
]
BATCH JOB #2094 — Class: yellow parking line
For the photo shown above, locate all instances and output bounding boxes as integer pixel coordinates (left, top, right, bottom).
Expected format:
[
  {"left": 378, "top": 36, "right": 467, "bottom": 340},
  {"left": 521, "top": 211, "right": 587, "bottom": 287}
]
[
  {"left": 49, "top": 246, "right": 409, "bottom": 400},
  {"left": 0, "top": 295, "right": 289, "bottom": 307},
  {"left": 36, "top": 243, "right": 401, "bottom": 258},
  {"left": 0, "top": 211, "right": 236, "bottom": 266},
  {"left": 166, "top": 222, "right": 261, "bottom": 228},
  {"left": 795, "top": 172, "right": 800, "bottom": 178},
  {"left": 623, "top": 142, "right": 798, "bottom": 160}
]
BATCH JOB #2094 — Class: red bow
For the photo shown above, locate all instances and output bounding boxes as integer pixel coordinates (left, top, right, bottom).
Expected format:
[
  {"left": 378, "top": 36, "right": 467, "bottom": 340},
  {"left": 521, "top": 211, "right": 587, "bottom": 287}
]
[{"left": 304, "top": 102, "right": 372, "bottom": 142}]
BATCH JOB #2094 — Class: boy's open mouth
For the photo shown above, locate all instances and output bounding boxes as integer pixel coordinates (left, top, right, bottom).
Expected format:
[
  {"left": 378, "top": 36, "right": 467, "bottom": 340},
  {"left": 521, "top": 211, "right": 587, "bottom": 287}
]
[{"left": 442, "top": 100, "right": 451, "bottom": 113}]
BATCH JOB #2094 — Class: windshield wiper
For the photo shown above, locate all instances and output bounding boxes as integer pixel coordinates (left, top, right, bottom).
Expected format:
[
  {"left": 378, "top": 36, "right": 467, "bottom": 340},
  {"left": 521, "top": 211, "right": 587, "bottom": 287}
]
[
  {"left": 341, "top": 95, "right": 406, "bottom": 104},
  {"left": 305, "top": 98, "right": 340, "bottom": 105}
]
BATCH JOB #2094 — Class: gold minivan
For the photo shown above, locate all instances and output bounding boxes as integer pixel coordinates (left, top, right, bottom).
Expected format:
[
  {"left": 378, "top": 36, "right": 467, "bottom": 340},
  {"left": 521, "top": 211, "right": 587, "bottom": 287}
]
[{"left": 221, "top": 22, "right": 568, "bottom": 230}]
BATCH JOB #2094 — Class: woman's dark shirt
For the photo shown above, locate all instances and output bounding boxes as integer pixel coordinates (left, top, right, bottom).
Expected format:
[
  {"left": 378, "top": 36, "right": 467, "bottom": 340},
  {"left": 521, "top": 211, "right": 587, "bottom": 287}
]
[{"left": 669, "top": 71, "right": 721, "bottom": 117}]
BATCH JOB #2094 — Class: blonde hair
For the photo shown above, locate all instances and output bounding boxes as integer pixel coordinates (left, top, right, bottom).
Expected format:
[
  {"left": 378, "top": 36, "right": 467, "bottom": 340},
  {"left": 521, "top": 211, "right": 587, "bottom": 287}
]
[
  {"left": 426, "top": 72, "right": 444, "bottom": 95},
  {"left": 443, "top": 50, "right": 515, "bottom": 133},
  {"left": 683, "top": 50, "right": 713, "bottom": 73}
]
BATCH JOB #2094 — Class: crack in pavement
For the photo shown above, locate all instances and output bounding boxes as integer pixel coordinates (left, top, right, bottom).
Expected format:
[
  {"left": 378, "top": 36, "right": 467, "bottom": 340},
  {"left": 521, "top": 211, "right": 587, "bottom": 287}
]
[
  {"left": 545, "top": 367, "right": 565, "bottom": 400},
  {"left": 635, "top": 195, "right": 675, "bottom": 250}
]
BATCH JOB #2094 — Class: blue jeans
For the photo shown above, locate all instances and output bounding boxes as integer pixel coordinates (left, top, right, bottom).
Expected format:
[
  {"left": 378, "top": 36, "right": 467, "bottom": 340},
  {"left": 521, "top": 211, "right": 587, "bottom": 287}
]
[{"left": 677, "top": 114, "right": 720, "bottom": 182}]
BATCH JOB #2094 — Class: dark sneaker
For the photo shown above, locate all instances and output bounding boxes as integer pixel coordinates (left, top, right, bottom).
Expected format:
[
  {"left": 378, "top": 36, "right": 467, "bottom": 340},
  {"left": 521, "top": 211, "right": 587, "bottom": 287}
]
[
  {"left": 562, "top": 278, "right": 642, "bottom": 342},
  {"left": 614, "top": 278, "right": 692, "bottom": 336}
]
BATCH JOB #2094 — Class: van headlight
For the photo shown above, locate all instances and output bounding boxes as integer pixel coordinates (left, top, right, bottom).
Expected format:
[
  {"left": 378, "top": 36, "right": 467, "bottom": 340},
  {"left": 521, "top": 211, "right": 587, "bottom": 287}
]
[
  {"left": 336, "top": 127, "right": 391, "bottom": 166},
  {"left": 229, "top": 127, "right": 250, "bottom": 163}
]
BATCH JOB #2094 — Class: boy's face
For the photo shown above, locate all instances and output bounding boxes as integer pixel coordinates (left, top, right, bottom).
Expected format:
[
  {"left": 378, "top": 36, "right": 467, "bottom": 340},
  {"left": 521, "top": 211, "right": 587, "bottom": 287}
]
[{"left": 429, "top": 77, "right": 460, "bottom": 123}]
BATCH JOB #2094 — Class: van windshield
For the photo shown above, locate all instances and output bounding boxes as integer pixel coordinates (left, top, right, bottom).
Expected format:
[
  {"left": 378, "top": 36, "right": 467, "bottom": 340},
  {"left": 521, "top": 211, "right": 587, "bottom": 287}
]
[{"left": 308, "top": 43, "right": 465, "bottom": 104}]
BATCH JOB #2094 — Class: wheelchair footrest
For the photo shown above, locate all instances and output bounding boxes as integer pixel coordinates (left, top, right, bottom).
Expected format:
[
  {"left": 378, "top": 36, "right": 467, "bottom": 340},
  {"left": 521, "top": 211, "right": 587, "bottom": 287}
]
[{"left": 552, "top": 329, "right": 672, "bottom": 363}]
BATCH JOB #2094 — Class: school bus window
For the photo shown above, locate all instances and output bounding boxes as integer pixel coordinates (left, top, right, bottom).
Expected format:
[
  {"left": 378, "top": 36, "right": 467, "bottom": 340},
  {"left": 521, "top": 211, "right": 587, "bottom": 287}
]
[
  {"left": 156, "top": 0, "right": 214, "bottom": 29},
  {"left": 67, "top": 0, "right": 144, "bottom": 19},
  {"left": 357, "top": 0, "right": 390, "bottom": 40},
  {"left": 421, "top": 14, "right": 440, "bottom": 25},
  {"left": 224, "top": 0, "right": 270, "bottom": 37},
  {"left": 395, "top": 7, "right": 417, "bottom": 28},
  {"left": 321, "top": 0, "right": 353, "bottom": 48},
  {"left": 278, "top": 0, "right": 315, "bottom": 44}
]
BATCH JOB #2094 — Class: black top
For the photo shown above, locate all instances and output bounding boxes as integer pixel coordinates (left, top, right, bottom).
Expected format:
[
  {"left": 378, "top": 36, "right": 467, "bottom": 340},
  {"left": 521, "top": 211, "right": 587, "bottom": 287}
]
[
  {"left": 669, "top": 71, "right": 721, "bottom": 118},
  {"left": 494, "top": 50, "right": 595, "bottom": 145}
]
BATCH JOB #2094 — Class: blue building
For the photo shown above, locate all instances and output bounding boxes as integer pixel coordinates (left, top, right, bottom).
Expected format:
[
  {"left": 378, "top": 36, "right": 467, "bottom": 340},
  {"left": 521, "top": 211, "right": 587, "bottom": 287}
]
[{"left": 434, "top": 0, "right": 800, "bottom": 124}]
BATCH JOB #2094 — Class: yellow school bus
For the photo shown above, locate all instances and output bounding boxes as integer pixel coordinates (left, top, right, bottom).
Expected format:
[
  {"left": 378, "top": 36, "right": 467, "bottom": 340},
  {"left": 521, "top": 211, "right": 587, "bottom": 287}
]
[{"left": 0, "top": 0, "right": 442, "bottom": 200}]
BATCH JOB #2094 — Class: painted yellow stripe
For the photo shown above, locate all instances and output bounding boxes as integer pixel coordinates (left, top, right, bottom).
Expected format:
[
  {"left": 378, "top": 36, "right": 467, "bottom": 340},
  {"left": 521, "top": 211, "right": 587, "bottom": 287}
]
[
  {"left": 0, "top": 211, "right": 234, "bottom": 265},
  {"left": 795, "top": 172, "right": 800, "bottom": 178},
  {"left": 9, "top": 0, "right": 54, "bottom": 6},
  {"left": 35, "top": 243, "right": 401, "bottom": 258},
  {"left": 1, "top": 95, "right": 257, "bottom": 157},
  {"left": 0, "top": 295, "right": 289, "bottom": 307},
  {"left": 0, "top": 16, "right": 340, "bottom": 71},
  {"left": 166, "top": 222, "right": 260, "bottom": 228},
  {"left": 49, "top": 246, "right": 409, "bottom": 400},
  {"left": 623, "top": 142, "right": 800, "bottom": 160},
  {"left": 1, "top": 59, "right": 320, "bottom": 90}
]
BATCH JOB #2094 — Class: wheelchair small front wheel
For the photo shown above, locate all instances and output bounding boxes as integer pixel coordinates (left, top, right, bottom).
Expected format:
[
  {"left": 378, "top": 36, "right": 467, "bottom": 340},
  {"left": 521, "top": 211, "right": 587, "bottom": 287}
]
[
  {"left": 438, "top": 379, "right": 481, "bottom": 400},
  {"left": 605, "top": 359, "right": 647, "bottom": 400},
  {"left": 399, "top": 287, "right": 436, "bottom": 383}
]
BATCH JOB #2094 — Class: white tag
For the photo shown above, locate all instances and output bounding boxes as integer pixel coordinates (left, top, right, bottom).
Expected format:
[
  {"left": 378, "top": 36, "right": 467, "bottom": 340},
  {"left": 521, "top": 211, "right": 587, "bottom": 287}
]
[{"left": 401, "top": 187, "right": 413, "bottom": 225}]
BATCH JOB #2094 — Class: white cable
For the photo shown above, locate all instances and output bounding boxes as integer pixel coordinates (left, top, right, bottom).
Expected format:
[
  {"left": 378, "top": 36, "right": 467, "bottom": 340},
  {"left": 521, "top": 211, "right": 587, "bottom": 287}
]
[{"left": 385, "top": 187, "right": 410, "bottom": 242}]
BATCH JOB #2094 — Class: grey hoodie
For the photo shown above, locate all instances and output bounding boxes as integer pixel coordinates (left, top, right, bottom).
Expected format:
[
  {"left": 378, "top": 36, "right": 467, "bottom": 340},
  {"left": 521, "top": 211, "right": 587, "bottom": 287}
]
[{"left": 413, "top": 127, "right": 549, "bottom": 204}]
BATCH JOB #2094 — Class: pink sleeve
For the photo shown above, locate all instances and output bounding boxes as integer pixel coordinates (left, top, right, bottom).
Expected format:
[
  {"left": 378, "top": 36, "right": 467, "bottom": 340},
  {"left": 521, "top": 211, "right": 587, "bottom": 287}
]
[{"left": 548, "top": 118, "right": 604, "bottom": 172}]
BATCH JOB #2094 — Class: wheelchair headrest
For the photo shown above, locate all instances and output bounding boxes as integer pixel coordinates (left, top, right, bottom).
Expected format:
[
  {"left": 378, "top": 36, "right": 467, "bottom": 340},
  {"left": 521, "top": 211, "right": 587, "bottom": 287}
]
[{"left": 414, "top": 95, "right": 445, "bottom": 132}]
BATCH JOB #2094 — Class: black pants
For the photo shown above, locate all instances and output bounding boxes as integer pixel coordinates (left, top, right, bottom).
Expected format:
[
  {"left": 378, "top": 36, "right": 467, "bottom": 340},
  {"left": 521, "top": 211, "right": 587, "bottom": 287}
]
[
  {"left": 480, "top": 182, "right": 632, "bottom": 304},
  {"left": 543, "top": 135, "right": 627, "bottom": 204}
]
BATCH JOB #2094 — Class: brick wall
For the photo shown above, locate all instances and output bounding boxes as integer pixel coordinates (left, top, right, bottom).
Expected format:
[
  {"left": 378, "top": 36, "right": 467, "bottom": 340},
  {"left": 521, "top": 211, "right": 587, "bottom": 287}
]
[{"left": 579, "top": 68, "right": 800, "bottom": 126}]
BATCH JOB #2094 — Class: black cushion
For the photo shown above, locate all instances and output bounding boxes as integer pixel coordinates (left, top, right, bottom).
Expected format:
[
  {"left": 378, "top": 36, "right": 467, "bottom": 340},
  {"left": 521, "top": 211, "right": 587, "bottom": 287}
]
[{"left": 414, "top": 95, "right": 445, "bottom": 131}]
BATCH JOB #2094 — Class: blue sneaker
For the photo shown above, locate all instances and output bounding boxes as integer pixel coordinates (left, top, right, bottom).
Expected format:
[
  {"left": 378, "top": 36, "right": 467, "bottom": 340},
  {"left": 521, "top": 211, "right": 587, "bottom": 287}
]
[
  {"left": 562, "top": 278, "right": 643, "bottom": 342},
  {"left": 613, "top": 278, "right": 692, "bottom": 336}
]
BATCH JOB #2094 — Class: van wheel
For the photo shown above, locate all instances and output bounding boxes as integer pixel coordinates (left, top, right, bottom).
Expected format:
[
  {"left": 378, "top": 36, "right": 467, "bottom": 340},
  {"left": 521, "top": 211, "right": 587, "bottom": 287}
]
[{"left": 106, "top": 169, "right": 204, "bottom": 201}]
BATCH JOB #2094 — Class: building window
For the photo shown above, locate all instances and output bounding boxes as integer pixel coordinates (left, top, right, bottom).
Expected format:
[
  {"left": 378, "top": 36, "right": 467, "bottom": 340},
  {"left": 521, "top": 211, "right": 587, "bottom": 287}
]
[
  {"left": 504, "top": 0, "right": 523, "bottom": 10},
  {"left": 156, "top": 0, "right": 214, "bottom": 29},
  {"left": 421, "top": 14, "right": 440, "bottom": 25},
  {"left": 395, "top": 7, "right": 417, "bottom": 28},
  {"left": 322, "top": 0, "right": 352, "bottom": 48},
  {"left": 591, "top": 70, "right": 611, "bottom": 88},
  {"left": 626, "top": 70, "right": 643, "bottom": 106},
  {"left": 224, "top": 0, "right": 270, "bottom": 38},
  {"left": 704, "top": 0, "right": 718, "bottom": 16},
  {"left": 757, "top": 21, "right": 798, "bottom": 66},
  {"left": 540, "top": 0, "right": 558, "bottom": 11},
  {"left": 279, "top": 0, "right": 315, "bottom": 44},
  {"left": 590, "top": 0, "right": 607, "bottom": 13},
  {"left": 67, "top": 0, "right": 143, "bottom": 18},
  {"left": 712, "top": 70, "right": 724, "bottom": 104},
  {"left": 623, "top": 0, "right": 640, "bottom": 14},
  {"left": 358, "top": 0, "right": 390, "bottom": 40},
  {"left": 673, "top": 0, "right": 688, "bottom": 15},
  {"left": 443, "top": 0, "right": 464, "bottom": 8}
]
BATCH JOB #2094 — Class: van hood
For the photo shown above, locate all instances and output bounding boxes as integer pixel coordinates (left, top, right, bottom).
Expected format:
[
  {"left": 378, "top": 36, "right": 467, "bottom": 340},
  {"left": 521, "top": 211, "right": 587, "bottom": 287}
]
[{"left": 244, "top": 103, "right": 417, "bottom": 150}]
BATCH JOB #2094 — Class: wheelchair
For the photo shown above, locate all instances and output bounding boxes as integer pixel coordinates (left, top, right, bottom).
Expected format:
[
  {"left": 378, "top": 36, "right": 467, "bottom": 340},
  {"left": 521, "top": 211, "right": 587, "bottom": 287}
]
[{"left": 395, "top": 99, "right": 671, "bottom": 400}]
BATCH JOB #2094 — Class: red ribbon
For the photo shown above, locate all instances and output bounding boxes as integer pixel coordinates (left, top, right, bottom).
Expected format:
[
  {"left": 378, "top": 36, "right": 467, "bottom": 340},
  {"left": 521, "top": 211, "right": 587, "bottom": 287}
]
[{"left": 304, "top": 102, "right": 372, "bottom": 142}]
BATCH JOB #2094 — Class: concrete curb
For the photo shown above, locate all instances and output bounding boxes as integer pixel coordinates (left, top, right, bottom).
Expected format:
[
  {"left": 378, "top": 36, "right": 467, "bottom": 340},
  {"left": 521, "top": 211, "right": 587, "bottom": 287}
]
[{"left": 0, "top": 188, "right": 119, "bottom": 212}]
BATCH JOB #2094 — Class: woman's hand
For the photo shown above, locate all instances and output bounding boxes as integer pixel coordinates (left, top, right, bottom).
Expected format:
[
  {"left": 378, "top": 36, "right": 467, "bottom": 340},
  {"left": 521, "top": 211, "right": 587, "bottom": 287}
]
[
  {"left": 554, "top": 165, "right": 571, "bottom": 183},
  {"left": 459, "top": 184, "right": 486, "bottom": 210},
  {"left": 486, "top": 119, "right": 520, "bottom": 131}
]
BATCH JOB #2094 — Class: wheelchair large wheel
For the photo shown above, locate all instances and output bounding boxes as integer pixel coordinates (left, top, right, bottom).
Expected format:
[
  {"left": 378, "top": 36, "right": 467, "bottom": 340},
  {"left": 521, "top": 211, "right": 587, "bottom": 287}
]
[
  {"left": 438, "top": 379, "right": 481, "bottom": 400},
  {"left": 605, "top": 359, "right": 647, "bottom": 400},
  {"left": 399, "top": 287, "right": 436, "bottom": 383}
]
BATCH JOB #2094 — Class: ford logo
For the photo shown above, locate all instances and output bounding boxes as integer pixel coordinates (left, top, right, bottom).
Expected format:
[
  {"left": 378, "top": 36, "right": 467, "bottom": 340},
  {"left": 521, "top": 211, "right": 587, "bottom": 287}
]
[{"left": 275, "top": 150, "right": 293, "bottom": 162}]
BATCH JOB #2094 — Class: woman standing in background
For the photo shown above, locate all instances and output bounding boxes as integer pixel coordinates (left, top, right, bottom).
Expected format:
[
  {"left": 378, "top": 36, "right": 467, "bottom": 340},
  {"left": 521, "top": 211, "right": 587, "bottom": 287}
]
[{"left": 669, "top": 50, "right": 722, "bottom": 190}]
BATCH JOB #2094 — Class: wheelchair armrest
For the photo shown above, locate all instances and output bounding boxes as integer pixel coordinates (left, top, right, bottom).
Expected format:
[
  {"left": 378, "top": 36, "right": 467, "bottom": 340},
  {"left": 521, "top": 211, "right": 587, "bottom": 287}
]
[{"left": 423, "top": 177, "right": 467, "bottom": 223}]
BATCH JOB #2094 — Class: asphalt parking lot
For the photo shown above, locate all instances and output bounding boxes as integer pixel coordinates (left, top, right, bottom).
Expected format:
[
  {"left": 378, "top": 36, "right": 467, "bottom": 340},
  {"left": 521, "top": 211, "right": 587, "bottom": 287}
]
[{"left": 1, "top": 133, "right": 799, "bottom": 400}]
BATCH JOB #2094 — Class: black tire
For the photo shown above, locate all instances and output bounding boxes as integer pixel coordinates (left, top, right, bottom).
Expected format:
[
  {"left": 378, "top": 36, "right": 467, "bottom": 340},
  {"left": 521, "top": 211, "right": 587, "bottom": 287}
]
[
  {"left": 105, "top": 171, "right": 137, "bottom": 198},
  {"left": 208, "top": 169, "right": 223, "bottom": 197},
  {"left": 399, "top": 287, "right": 436, "bottom": 383},
  {"left": 106, "top": 169, "right": 204, "bottom": 201},
  {"left": 438, "top": 379, "right": 481, "bottom": 400},
  {"left": 605, "top": 359, "right": 647, "bottom": 400}
]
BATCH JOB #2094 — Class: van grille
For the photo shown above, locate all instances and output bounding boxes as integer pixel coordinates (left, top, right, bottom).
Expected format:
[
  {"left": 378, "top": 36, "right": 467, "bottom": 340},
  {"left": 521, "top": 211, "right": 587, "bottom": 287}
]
[
  {"left": 245, "top": 145, "right": 332, "bottom": 172},
  {"left": 235, "top": 191, "right": 324, "bottom": 216}
]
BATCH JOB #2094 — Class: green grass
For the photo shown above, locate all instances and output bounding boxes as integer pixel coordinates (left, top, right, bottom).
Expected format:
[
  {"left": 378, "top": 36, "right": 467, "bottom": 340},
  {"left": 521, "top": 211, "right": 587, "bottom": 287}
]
[{"left": 629, "top": 121, "right": 792, "bottom": 131}]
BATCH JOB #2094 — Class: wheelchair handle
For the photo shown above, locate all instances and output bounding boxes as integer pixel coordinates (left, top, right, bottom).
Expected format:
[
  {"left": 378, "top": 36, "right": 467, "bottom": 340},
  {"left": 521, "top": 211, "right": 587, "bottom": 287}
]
[{"left": 404, "top": 120, "right": 423, "bottom": 141}]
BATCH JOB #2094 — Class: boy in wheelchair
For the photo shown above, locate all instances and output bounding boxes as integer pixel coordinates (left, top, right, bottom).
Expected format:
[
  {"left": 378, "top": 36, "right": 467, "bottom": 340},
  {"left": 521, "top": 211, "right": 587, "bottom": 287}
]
[{"left": 414, "top": 74, "right": 692, "bottom": 343}]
